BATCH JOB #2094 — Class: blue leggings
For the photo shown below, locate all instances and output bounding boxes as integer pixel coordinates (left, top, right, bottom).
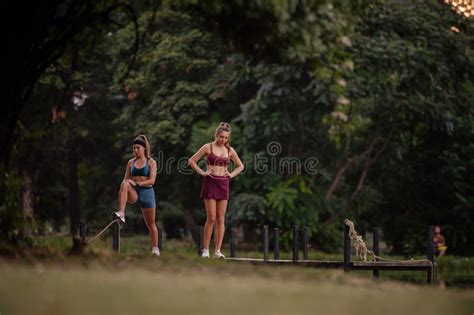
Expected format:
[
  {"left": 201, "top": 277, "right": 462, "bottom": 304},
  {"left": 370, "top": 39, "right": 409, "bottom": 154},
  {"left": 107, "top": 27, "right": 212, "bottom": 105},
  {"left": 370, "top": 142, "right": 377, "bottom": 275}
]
[{"left": 134, "top": 187, "right": 156, "bottom": 209}]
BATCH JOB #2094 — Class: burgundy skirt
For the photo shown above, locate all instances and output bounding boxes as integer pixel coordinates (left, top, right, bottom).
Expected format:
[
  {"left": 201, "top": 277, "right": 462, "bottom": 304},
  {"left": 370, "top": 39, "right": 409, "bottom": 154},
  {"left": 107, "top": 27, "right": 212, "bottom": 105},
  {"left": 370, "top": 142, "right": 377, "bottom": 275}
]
[{"left": 200, "top": 175, "right": 230, "bottom": 200}]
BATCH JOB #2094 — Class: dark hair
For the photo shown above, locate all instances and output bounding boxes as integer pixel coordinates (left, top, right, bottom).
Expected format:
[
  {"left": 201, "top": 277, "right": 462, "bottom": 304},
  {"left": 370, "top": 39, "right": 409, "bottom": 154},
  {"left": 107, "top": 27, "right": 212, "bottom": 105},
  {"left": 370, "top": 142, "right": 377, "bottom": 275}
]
[{"left": 133, "top": 135, "right": 151, "bottom": 159}]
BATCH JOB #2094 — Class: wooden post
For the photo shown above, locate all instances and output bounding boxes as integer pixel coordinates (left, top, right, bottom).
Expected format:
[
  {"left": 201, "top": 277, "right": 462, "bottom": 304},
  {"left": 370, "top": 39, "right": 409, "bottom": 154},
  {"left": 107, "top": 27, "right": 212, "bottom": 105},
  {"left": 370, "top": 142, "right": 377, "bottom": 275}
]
[
  {"left": 343, "top": 224, "right": 350, "bottom": 272},
  {"left": 263, "top": 225, "right": 269, "bottom": 262},
  {"left": 158, "top": 224, "right": 163, "bottom": 252},
  {"left": 373, "top": 227, "right": 381, "bottom": 279},
  {"left": 230, "top": 227, "right": 237, "bottom": 258},
  {"left": 427, "top": 226, "right": 435, "bottom": 264},
  {"left": 112, "top": 221, "right": 120, "bottom": 253},
  {"left": 200, "top": 226, "right": 204, "bottom": 254},
  {"left": 79, "top": 221, "right": 86, "bottom": 243},
  {"left": 292, "top": 225, "right": 299, "bottom": 262},
  {"left": 303, "top": 227, "right": 309, "bottom": 260},
  {"left": 196, "top": 226, "right": 204, "bottom": 256},
  {"left": 427, "top": 226, "right": 435, "bottom": 284},
  {"left": 274, "top": 228, "right": 280, "bottom": 260}
]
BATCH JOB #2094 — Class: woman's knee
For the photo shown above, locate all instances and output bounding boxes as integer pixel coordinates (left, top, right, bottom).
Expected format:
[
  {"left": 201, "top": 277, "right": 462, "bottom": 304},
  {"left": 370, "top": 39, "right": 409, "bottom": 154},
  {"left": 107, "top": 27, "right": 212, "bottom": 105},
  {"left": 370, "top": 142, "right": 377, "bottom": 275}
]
[
  {"left": 206, "top": 216, "right": 216, "bottom": 225},
  {"left": 120, "top": 181, "right": 131, "bottom": 190},
  {"left": 216, "top": 216, "right": 225, "bottom": 225},
  {"left": 145, "top": 220, "right": 157, "bottom": 231}
]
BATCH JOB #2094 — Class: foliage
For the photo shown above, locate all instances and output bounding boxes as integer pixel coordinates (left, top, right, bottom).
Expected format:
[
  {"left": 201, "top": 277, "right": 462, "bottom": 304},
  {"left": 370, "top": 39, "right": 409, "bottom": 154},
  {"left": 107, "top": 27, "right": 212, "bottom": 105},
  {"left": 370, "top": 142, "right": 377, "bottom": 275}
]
[
  {"left": 0, "top": 172, "right": 32, "bottom": 246},
  {"left": 110, "top": 10, "right": 225, "bottom": 148},
  {"left": 159, "top": 201, "right": 186, "bottom": 239},
  {"left": 2, "top": 0, "right": 473, "bottom": 256},
  {"left": 106, "top": 9, "right": 233, "bottom": 237},
  {"left": 347, "top": 1, "right": 474, "bottom": 255}
]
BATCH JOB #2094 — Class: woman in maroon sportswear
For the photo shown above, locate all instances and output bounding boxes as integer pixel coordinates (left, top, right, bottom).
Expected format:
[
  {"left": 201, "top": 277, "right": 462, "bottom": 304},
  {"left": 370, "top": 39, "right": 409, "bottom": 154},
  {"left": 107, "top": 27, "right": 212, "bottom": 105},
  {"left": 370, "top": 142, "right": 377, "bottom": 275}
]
[{"left": 188, "top": 122, "right": 244, "bottom": 258}]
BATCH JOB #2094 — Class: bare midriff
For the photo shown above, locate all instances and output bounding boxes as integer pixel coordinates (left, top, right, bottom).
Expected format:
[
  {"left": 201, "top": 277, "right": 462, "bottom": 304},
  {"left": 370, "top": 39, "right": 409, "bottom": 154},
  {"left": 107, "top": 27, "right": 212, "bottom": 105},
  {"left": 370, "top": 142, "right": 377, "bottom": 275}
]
[
  {"left": 132, "top": 175, "right": 148, "bottom": 183},
  {"left": 207, "top": 164, "right": 229, "bottom": 177}
]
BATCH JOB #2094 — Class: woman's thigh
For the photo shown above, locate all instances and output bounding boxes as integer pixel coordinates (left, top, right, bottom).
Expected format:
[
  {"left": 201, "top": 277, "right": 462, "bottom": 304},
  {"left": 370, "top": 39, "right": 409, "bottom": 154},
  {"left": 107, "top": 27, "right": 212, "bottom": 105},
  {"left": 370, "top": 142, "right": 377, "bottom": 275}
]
[
  {"left": 122, "top": 181, "right": 138, "bottom": 204},
  {"left": 136, "top": 188, "right": 155, "bottom": 208},
  {"left": 204, "top": 199, "right": 217, "bottom": 220},
  {"left": 216, "top": 200, "right": 228, "bottom": 220}
]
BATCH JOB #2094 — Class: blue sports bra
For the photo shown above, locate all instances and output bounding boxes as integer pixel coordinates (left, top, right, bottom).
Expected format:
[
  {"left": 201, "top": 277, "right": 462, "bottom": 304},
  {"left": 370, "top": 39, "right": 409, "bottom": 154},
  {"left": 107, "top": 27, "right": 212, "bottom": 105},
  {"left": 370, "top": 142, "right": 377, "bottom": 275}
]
[{"left": 131, "top": 159, "right": 150, "bottom": 177}]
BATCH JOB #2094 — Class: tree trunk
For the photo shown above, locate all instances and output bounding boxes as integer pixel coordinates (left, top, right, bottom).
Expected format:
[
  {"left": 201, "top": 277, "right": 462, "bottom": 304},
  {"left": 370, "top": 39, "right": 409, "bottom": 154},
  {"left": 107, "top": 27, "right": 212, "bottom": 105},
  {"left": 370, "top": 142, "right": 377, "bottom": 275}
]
[
  {"left": 21, "top": 168, "right": 35, "bottom": 220},
  {"left": 325, "top": 161, "right": 349, "bottom": 200},
  {"left": 325, "top": 132, "right": 352, "bottom": 200},
  {"left": 347, "top": 122, "right": 394, "bottom": 207},
  {"left": 20, "top": 167, "right": 36, "bottom": 237},
  {"left": 348, "top": 154, "right": 373, "bottom": 204},
  {"left": 67, "top": 138, "right": 86, "bottom": 254},
  {"left": 325, "top": 120, "right": 383, "bottom": 201}
]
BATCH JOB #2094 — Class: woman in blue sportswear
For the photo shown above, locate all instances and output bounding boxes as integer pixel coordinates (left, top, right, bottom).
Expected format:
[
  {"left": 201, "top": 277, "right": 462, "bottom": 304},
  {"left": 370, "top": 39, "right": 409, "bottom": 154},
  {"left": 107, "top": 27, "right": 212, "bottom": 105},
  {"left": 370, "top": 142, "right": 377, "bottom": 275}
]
[{"left": 114, "top": 135, "right": 160, "bottom": 256}]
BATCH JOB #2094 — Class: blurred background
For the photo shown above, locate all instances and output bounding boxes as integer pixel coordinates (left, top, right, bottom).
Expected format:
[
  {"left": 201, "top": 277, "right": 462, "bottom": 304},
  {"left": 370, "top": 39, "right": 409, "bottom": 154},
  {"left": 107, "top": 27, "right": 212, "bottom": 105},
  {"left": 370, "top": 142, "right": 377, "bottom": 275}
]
[{"left": 1, "top": 0, "right": 473, "bottom": 257}]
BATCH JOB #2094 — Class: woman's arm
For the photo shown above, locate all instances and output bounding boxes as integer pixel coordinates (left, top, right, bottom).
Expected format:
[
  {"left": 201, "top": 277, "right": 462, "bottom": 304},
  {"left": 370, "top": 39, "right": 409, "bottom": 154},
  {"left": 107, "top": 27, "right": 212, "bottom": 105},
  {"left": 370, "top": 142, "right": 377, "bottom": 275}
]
[
  {"left": 228, "top": 147, "right": 244, "bottom": 178},
  {"left": 124, "top": 160, "right": 133, "bottom": 180},
  {"left": 188, "top": 144, "right": 209, "bottom": 176},
  {"left": 123, "top": 159, "right": 137, "bottom": 186},
  {"left": 134, "top": 159, "right": 157, "bottom": 186}
]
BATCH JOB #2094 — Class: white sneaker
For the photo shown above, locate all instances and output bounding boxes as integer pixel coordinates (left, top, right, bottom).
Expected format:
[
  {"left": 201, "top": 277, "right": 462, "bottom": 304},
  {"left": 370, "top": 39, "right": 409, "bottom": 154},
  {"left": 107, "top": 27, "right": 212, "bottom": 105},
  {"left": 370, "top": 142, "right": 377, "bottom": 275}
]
[
  {"left": 201, "top": 249, "right": 210, "bottom": 258},
  {"left": 152, "top": 247, "right": 160, "bottom": 256},
  {"left": 214, "top": 250, "right": 225, "bottom": 259},
  {"left": 113, "top": 212, "right": 125, "bottom": 223}
]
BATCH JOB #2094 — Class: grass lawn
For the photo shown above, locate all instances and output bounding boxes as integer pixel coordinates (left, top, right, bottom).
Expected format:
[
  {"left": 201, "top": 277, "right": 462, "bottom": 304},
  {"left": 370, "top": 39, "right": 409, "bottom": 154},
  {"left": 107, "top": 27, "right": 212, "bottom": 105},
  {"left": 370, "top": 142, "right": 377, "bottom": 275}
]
[{"left": 0, "top": 236, "right": 473, "bottom": 315}]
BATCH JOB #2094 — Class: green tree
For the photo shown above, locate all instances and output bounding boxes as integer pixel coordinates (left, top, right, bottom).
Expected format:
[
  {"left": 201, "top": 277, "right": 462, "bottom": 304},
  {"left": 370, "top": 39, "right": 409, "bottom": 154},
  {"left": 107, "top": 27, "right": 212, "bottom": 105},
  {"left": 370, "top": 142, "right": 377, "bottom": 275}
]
[
  {"left": 108, "top": 8, "right": 229, "bottom": 238},
  {"left": 341, "top": 1, "right": 474, "bottom": 254}
]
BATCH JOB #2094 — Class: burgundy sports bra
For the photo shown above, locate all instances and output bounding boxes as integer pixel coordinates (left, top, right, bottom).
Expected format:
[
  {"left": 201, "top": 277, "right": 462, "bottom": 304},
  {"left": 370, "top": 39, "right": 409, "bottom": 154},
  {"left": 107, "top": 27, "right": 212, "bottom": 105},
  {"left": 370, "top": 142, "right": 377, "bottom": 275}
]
[{"left": 206, "top": 143, "right": 230, "bottom": 167}]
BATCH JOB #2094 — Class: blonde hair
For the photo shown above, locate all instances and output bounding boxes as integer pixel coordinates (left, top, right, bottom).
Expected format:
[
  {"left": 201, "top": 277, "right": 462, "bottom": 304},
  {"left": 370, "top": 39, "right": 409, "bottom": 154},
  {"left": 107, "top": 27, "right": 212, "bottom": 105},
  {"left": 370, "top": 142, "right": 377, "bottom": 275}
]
[
  {"left": 134, "top": 134, "right": 151, "bottom": 159},
  {"left": 215, "top": 122, "right": 232, "bottom": 150}
]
